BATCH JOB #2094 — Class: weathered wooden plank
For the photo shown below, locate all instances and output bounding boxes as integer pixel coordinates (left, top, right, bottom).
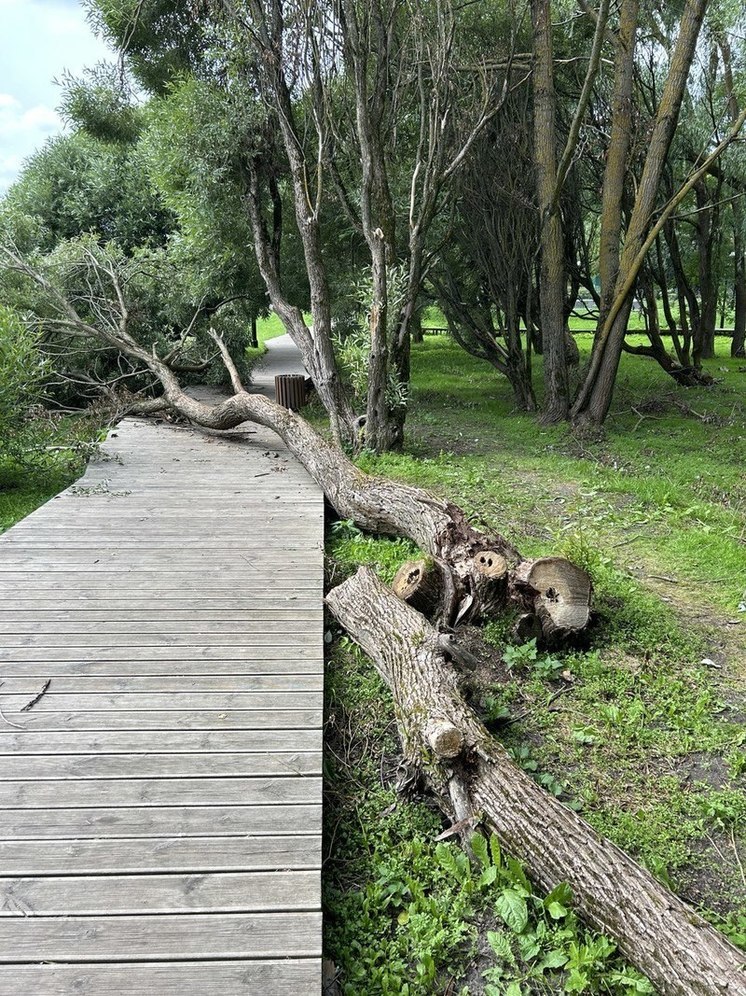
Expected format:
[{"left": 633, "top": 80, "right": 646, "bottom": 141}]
[
  {"left": 0, "top": 601, "right": 320, "bottom": 611},
  {"left": 0, "top": 776, "right": 321, "bottom": 808},
  {"left": 0, "top": 660, "right": 321, "bottom": 677},
  {"left": 0, "top": 622, "right": 322, "bottom": 636},
  {"left": 0, "top": 804, "right": 322, "bottom": 838},
  {"left": 0, "top": 911, "right": 322, "bottom": 961},
  {"left": 0, "top": 675, "right": 322, "bottom": 693},
  {"left": 0, "top": 708, "right": 321, "bottom": 731},
  {"left": 0, "top": 729, "right": 322, "bottom": 754},
  {"left": 0, "top": 751, "right": 321, "bottom": 779},
  {"left": 0, "top": 870, "right": 320, "bottom": 915},
  {"left": 0, "top": 647, "right": 322, "bottom": 661},
  {"left": 0, "top": 609, "right": 321, "bottom": 621},
  {"left": 0, "top": 691, "right": 320, "bottom": 712},
  {"left": 0, "top": 835, "right": 321, "bottom": 875},
  {"left": 0, "top": 959, "right": 321, "bottom": 996}
]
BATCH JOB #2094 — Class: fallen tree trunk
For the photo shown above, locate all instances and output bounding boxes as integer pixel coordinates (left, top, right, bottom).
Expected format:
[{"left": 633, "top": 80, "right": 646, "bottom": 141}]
[
  {"left": 326, "top": 567, "right": 746, "bottom": 996},
  {"left": 126, "top": 360, "right": 590, "bottom": 637}
]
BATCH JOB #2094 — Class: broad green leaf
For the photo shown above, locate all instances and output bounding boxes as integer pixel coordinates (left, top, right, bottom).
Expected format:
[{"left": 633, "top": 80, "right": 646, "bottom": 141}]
[
  {"left": 471, "top": 832, "right": 490, "bottom": 870},
  {"left": 538, "top": 948, "right": 569, "bottom": 971},
  {"left": 487, "top": 930, "right": 514, "bottom": 963},
  {"left": 495, "top": 888, "right": 529, "bottom": 933},
  {"left": 479, "top": 864, "right": 498, "bottom": 888},
  {"left": 546, "top": 900, "right": 569, "bottom": 920},
  {"left": 544, "top": 881, "right": 572, "bottom": 908}
]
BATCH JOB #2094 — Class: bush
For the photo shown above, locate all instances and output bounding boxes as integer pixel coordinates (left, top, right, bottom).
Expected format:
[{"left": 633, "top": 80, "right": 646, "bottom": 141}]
[{"left": 0, "top": 303, "right": 50, "bottom": 460}]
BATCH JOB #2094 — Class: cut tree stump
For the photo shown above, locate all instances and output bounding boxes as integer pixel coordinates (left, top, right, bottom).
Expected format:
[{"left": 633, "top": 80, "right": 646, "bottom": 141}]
[
  {"left": 514, "top": 556, "right": 592, "bottom": 641},
  {"left": 392, "top": 559, "right": 443, "bottom": 616}
]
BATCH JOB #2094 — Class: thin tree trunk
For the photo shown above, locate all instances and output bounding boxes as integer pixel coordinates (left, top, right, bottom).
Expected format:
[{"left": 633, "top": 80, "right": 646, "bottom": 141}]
[
  {"left": 720, "top": 34, "right": 746, "bottom": 358},
  {"left": 734, "top": 215, "right": 746, "bottom": 358},
  {"left": 532, "top": 0, "right": 569, "bottom": 422},
  {"left": 326, "top": 568, "right": 746, "bottom": 996},
  {"left": 598, "top": 0, "right": 640, "bottom": 322},
  {"left": 694, "top": 179, "right": 718, "bottom": 362}
]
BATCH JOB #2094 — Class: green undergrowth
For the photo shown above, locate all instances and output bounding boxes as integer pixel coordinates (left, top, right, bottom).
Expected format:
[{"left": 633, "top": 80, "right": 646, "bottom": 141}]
[
  {"left": 324, "top": 637, "right": 656, "bottom": 995},
  {"left": 325, "top": 526, "right": 746, "bottom": 991},
  {"left": 0, "top": 415, "right": 102, "bottom": 533}
]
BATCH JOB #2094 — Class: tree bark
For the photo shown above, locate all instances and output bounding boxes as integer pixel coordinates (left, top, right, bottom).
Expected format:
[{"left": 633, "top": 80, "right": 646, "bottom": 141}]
[
  {"left": 720, "top": 34, "right": 746, "bottom": 359},
  {"left": 326, "top": 567, "right": 746, "bottom": 996},
  {"left": 532, "top": 0, "right": 569, "bottom": 422},
  {"left": 694, "top": 178, "right": 719, "bottom": 363},
  {"left": 598, "top": 0, "right": 640, "bottom": 322}
]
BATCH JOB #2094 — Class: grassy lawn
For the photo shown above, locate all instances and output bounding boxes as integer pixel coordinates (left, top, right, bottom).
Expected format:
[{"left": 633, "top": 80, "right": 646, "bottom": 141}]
[{"left": 324, "top": 334, "right": 746, "bottom": 994}]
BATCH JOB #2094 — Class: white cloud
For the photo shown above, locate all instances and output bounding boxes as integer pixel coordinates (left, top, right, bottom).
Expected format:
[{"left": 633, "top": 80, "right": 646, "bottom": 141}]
[{"left": 0, "top": 0, "right": 111, "bottom": 193}]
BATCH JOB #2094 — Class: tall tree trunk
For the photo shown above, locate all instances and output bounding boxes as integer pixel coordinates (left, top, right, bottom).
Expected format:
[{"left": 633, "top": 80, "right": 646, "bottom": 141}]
[
  {"left": 339, "top": 0, "right": 400, "bottom": 454},
  {"left": 240, "top": 2, "right": 357, "bottom": 445},
  {"left": 327, "top": 568, "right": 746, "bottom": 996},
  {"left": 532, "top": 0, "right": 569, "bottom": 422},
  {"left": 694, "top": 179, "right": 718, "bottom": 362},
  {"left": 598, "top": 0, "right": 640, "bottom": 323},
  {"left": 572, "top": 0, "right": 708, "bottom": 425},
  {"left": 243, "top": 162, "right": 356, "bottom": 446},
  {"left": 720, "top": 34, "right": 746, "bottom": 358},
  {"left": 734, "top": 214, "right": 746, "bottom": 358}
]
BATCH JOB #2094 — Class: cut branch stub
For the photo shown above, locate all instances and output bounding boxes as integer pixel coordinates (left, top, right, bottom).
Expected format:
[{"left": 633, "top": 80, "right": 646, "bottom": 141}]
[
  {"left": 424, "top": 719, "right": 465, "bottom": 760},
  {"left": 392, "top": 558, "right": 443, "bottom": 617},
  {"left": 514, "top": 557, "right": 592, "bottom": 642},
  {"left": 474, "top": 550, "right": 509, "bottom": 578}
]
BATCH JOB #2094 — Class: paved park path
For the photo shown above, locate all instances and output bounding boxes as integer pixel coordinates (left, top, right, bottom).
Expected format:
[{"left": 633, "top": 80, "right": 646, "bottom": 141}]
[{"left": 0, "top": 336, "right": 324, "bottom": 993}]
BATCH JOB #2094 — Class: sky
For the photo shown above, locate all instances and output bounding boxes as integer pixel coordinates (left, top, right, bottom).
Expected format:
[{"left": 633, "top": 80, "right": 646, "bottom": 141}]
[{"left": 0, "top": 0, "right": 111, "bottom": 193}]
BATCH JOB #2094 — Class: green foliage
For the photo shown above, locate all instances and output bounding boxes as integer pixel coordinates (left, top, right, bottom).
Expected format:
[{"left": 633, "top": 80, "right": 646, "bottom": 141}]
[
  {"left": 333, "top": 265, "right": 409, "bottom": 412},
  {"left": 0, "top": 304, "right": 50, "bottom": 459},
  {"left": 3, "top": 130, "right": 171, "bottom": 254},
  {"left": 327, "top": 531, "right": 418, "bottom": 585}
]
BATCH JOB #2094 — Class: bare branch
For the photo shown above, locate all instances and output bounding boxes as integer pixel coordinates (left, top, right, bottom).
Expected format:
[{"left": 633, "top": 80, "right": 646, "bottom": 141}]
[{"left": 207, "top": 327, "right": 245, "bottom": 394}]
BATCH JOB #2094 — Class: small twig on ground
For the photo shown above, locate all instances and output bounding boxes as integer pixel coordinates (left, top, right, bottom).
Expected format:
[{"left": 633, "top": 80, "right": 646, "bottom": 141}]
[
  {"left": 20, "top": 679, "right": 51, "bottom": 713},
  {"left": 648, "top": 575, "right": 679, "bottom": 584}
]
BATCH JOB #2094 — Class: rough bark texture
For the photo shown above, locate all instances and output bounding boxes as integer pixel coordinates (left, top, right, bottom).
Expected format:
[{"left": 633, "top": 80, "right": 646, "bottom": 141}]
[
  {"left": 326, "top": 568, "right": 746, "bottom": 996},
  {"left": 721, "top": 35, "right": 746, "bottom": 359},
  {"left": 532, "top": 0, "right": 569, "bottom": 422},
  {"left": 598, "top": 0, "right": 639, "bottom": 320}
]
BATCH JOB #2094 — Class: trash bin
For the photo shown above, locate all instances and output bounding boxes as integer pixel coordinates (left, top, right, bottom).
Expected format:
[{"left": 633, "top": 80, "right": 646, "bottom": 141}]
[{"left": 275, "top": 374, "right": 307, "bottom": 411}]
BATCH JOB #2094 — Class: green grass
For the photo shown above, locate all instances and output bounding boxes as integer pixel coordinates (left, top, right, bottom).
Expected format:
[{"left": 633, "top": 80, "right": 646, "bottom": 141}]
[
  {"left": 359, "top": 334, "right": 745, "bottom": 617},
  {"left": 0, "top": 416, "right": 104, "bottom": 533}
]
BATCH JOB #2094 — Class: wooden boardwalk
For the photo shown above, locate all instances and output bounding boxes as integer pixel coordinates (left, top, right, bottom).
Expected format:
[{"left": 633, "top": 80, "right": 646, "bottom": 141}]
[{"left": 0, "top": 415, "right": 324, "bottom": 994}]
